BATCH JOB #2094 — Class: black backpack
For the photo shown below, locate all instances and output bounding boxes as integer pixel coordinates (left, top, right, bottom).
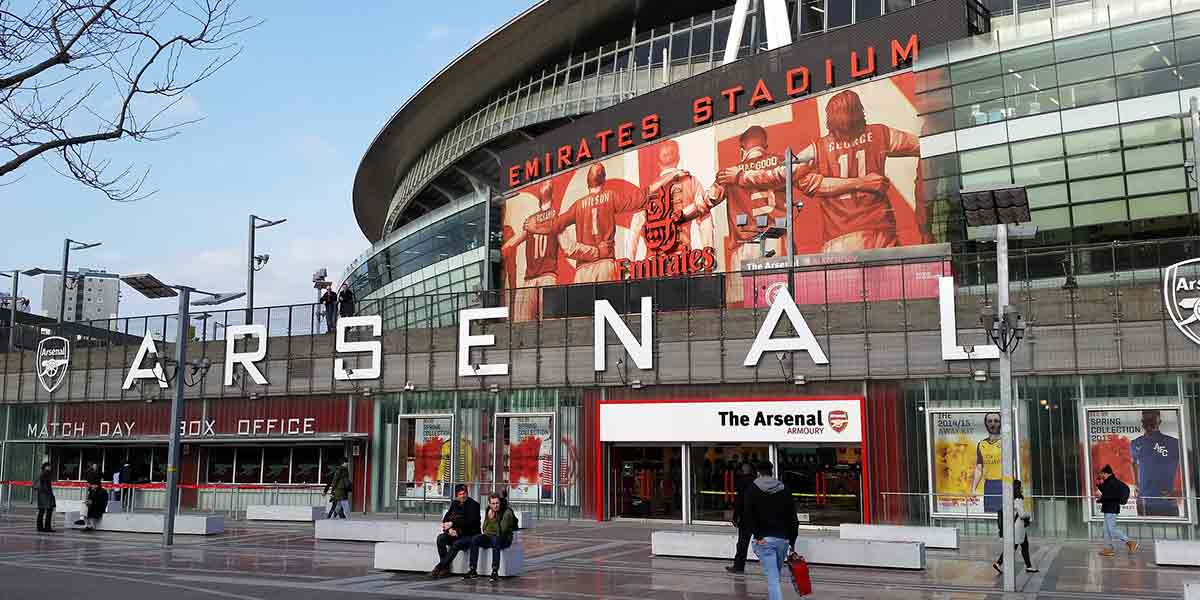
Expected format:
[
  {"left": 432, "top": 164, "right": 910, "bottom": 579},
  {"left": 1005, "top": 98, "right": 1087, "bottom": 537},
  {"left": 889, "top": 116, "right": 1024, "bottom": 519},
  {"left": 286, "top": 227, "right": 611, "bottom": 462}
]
[{"left": 1116, "top": 479, "right": 1131, "bottom": 506}]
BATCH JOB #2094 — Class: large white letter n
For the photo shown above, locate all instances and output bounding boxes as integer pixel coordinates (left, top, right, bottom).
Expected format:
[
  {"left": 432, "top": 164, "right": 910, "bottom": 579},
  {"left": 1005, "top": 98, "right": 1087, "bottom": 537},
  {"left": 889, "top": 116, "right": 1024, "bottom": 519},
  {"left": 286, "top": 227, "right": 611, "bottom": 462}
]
[{"left": 743, "top": 288, "right": 828, "bottom": 366}]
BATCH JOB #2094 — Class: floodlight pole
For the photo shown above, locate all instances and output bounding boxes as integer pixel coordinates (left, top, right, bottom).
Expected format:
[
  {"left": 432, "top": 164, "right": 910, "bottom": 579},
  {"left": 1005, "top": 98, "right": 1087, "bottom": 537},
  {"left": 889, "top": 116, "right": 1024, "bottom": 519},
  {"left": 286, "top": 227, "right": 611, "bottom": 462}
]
[
  {"left": 163, "top": 286, "right": 190, "bottom": 547},
  {"left": 58, "top": 239, "right": 70, "bottom": 324},
  {"left": 996, "top": 223, "right": 1016, "bottom": 592},
  {"left": 246, "top": 215, "right": 256, "bottom": 325},
  {"left": 6, "top": 271, "right": 17, "bottom": 353}
]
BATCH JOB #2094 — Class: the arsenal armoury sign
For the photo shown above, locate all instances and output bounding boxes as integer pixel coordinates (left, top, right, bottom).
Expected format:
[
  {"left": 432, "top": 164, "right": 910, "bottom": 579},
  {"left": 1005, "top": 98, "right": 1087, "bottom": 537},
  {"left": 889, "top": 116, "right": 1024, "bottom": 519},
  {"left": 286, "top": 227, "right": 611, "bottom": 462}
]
[
  {"left": 600, "top": 397, "right": 864, "bottom": 443},
  {"left": 36, "top": 336, "right": 70, "bottom": 394}
]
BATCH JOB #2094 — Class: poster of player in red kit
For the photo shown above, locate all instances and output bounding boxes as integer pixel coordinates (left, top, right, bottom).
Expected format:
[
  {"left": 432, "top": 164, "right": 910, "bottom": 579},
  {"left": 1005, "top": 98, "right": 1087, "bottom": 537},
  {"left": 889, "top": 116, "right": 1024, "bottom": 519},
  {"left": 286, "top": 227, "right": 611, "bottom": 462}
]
[{"left": 500, "top": 72, "right": 927, "bottom": 319}]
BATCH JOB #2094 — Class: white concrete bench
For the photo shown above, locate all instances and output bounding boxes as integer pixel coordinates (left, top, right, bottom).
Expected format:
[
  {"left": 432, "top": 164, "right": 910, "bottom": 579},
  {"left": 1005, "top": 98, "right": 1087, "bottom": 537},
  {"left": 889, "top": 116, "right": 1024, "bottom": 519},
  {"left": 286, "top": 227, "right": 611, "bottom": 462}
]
[
  {"left": 245, "top": 505, "right": 325, "bottom": 522},
  {"left": 651, "top": 531, "right": 925, "bottom": 570},
  {"left": 1155, "top": 540, "right": 1200, "bottom": 566},
  {"left": 56, "top": 500, "right": 122, "bottom": 515},
  {"left": 839, "top": 524, "right": 959, "bottom": 550},
  {"left": 62, "top": 511, "right": 224, "bottom": 535},
  {"left": 374, "top": 538, "right": 525, "bottom": 576},
  {"left": 315, "top": 519, "right": 442, "bottom": 542}
]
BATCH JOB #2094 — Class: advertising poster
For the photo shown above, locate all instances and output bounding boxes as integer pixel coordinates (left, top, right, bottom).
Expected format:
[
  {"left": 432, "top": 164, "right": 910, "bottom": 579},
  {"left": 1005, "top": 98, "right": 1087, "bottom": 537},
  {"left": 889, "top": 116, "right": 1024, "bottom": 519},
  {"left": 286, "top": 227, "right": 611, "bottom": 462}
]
[
  {"left": 506, "top": 416, "right": 553, "bottom": 502},
  {"left": 404, "top": 417, "right": 452, "bottom": 498},
  {"left": 500, "top": 72, "right": 928, "bottom": 320},
  {"left": 1085, "top": 407, "right": 1189, "bottom": 521},
  {"left": 927, "top": 409, "right": 1030, "bottom": 518}
]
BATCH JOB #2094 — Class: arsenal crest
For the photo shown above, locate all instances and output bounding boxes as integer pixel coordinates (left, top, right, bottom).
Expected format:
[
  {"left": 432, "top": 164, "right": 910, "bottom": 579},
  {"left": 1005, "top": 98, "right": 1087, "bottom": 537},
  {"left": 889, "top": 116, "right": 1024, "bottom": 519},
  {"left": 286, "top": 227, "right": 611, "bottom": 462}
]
[
  {"left": 829, "top": 410, "right": 849, "bottom": 433},
  {"left": 1164, "top": 258, "right": 1200, "bottom": 346},
  {"left": 36, "top": 336, "right": 70, "bottom": 394}
]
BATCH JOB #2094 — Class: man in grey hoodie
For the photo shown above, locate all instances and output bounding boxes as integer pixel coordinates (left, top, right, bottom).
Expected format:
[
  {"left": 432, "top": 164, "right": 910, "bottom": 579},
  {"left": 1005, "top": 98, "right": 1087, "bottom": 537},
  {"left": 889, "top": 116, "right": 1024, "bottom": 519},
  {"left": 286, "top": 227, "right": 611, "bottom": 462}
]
[{"left": 740, "top": 461, "right": 799, "bottom": 600}]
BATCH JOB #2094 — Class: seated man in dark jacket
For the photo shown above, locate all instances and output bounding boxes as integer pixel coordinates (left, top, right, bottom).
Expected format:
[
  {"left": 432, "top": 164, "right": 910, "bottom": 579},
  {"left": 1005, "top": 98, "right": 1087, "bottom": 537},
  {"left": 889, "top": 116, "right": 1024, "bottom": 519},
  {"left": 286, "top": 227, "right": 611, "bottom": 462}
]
[
  {"left": 82, "top": 482, "right": 109, "bottom": 531},
  {"left": 431, "top": 484, "right": 481, "bottom": 578},
  {"left": 741, "top": 461, "right": 799, "bottom": 600}
]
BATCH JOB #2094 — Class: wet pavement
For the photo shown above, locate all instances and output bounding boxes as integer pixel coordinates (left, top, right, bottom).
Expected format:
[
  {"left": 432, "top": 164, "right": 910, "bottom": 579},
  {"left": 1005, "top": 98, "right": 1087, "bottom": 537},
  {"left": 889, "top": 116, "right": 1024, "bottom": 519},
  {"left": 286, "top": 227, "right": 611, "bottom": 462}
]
[{"left": 0, "top": 511, "right": 1194, "bottom": 600}]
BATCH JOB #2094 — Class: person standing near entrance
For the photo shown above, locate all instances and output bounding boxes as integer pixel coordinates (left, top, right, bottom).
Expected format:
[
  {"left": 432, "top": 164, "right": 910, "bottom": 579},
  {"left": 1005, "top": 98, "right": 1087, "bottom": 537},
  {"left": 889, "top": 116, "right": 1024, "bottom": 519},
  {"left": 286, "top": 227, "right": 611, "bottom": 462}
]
[
  {"left": 323, "top": 461, "right": 352, "bottom": 519},
  {"left": 726, "top": 462, "right": 757, "bottom": 575},
  {"left": 741, "top": 461, "right": 799, "bottom": 600},
  {"left": 1096, "top": 464, "right": 1137, "bottom": 556},
  {"left": 36, "top": 462, "right": 56, "bottom": 533}
]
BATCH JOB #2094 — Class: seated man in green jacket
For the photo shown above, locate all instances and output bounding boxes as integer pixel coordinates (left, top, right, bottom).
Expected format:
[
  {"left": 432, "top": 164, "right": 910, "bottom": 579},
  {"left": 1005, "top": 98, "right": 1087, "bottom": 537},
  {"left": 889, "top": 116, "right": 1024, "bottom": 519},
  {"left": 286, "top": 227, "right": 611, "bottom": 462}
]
[{"left": 464, "top": 493, "right": 517, "bottom": 581}]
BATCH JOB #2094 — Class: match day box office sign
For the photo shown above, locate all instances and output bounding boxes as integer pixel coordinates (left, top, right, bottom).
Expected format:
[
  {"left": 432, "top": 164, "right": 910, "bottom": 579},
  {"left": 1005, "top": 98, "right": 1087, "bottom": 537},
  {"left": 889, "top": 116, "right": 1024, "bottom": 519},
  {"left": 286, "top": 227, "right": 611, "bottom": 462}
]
[
  {"left": 600, "top": 397, "right": 863, "bottom": 443},
  {"left": 20, "top": 397, "right": 358, "bottom": 440}
]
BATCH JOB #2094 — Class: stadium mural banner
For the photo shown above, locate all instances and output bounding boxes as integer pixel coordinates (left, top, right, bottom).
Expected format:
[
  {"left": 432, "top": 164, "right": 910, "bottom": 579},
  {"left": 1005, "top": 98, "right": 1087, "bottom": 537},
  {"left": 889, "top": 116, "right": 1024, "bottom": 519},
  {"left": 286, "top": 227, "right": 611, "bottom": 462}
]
[
  {"left": 501, "top": 71, "right": 929, "bottom": 319},
  {"left": 926, "top": 408, "right": 1032, "bottom": 519},
  {"left": 404, "top": 416, "right": 453, "bottom": 499},
  {"left": 1083, "top": 406, "right": 1191, "bottom": 522}
]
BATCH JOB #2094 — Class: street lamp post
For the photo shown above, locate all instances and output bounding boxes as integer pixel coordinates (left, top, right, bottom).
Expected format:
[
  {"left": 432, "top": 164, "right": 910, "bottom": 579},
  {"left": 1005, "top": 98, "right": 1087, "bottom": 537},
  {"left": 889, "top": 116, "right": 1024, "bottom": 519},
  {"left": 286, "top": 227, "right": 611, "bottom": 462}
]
[
  {"left": 246, "top": 215, "right": 286, "bottom": 324},
  {"left": 1, "top": 270, "right": 19, "bottom": 353},
  {"left": 959, "top": 186, "right": 1034, "bottom": 593},
  {"left": 120, "top": 273, "right": 243, "bottom": 546},
  {"left": 58, "top": 238, "right": 102, "bottom": 324}
]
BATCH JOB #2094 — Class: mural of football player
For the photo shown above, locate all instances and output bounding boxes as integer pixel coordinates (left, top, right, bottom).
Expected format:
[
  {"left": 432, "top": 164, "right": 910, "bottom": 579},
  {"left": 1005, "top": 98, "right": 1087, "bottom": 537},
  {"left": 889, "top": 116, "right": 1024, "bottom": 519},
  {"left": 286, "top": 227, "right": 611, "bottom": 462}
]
[
  {"left": 530, "top": 162, "right": 683, "bottom": 283},
  {"left": 725, "top": 89, "right": 923, "bottom": 253},
  {"left": 501, "top": 180, "right": 564, "bottom": 320},
  {"left": 681, "top": 125, "right": 879, "bottom": 304}
]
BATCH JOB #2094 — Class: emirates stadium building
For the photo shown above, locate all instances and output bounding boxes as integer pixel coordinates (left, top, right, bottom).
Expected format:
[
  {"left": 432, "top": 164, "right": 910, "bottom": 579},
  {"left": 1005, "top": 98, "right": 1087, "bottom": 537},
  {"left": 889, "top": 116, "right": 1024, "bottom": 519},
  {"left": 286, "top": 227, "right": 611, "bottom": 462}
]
[{"left": 4, "top": 0, "right": 1200, "bottom": 540}]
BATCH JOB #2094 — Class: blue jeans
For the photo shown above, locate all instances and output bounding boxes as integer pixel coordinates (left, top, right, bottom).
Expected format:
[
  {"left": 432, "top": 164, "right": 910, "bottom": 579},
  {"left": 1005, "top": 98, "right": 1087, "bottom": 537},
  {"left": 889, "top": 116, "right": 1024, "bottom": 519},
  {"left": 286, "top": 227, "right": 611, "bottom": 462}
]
[
  {"left": 1103, "top": 513, "right": 1129, "bottom": 549},
  {"left": 751, "top": 537, "right": 791, "bottom": 600},
  {"left": 468, "top": 534, "right": 511, "bottom": 573}
]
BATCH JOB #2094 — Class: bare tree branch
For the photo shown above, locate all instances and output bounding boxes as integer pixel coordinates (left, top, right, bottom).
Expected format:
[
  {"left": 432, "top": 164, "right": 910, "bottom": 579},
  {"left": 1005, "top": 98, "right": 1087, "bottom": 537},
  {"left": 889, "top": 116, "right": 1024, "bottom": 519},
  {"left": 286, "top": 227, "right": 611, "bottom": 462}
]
[{"left": 0, "top": 0, "right": 258, "bottom": 200}]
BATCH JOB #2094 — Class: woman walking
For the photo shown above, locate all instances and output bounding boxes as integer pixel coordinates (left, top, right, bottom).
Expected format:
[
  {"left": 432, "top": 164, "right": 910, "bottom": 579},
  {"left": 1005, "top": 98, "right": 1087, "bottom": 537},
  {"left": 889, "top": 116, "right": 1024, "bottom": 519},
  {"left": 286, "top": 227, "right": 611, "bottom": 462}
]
[{"left": 993, "top": 480, "right": 1038, "bottom": 574}]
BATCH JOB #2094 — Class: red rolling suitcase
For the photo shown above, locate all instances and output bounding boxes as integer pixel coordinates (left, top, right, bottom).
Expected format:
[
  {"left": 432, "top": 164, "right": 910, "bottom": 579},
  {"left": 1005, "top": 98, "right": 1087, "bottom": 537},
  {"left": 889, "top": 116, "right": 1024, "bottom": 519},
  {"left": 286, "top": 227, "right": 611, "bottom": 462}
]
[{"left": 788, "top": 551, "right": 813, "bottom": 596}]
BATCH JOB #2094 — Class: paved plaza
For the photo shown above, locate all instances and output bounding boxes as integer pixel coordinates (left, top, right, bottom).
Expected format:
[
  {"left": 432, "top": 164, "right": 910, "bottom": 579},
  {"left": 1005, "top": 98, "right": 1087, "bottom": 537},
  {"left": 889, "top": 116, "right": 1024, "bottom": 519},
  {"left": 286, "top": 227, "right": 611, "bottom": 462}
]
[{"left": 0, "top": 511, "right": 1194, "bottom": 600}]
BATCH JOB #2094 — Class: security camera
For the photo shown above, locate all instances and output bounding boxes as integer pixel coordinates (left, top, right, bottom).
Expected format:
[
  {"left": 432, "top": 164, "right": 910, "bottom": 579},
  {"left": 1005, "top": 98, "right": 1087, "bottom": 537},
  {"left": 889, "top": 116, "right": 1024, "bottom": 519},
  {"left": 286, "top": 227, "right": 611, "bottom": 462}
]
[
  {"left": 962, "top": 345, "right": 974, "bottom": 354},
  {"left": 403, "top": 381, "right": 415, "bottom": 391},
  {"left": 343, "top": 367, "right": 354, "bottom": 377},
  {"left": 470, "top": 363, "right": 480, "bottom": 373}
]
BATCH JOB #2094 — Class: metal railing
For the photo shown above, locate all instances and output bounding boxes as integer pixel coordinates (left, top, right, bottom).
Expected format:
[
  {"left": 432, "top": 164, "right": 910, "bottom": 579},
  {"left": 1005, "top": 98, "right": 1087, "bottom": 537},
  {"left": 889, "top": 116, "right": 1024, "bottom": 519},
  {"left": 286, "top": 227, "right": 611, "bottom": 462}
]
[{"left": 391, "top": 480, "right": 582, "bottom": 523}]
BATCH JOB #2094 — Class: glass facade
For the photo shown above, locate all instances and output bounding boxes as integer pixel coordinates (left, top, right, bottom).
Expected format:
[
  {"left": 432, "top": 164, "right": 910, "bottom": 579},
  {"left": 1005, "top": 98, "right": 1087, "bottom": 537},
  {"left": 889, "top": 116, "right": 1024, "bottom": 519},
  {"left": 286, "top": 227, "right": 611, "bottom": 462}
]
[
  {"left": 918, "top": 3, "right": 1200, "bottom": 248},
  {"left": 346, "top": 203, "right": 487, "bottom": 302}
]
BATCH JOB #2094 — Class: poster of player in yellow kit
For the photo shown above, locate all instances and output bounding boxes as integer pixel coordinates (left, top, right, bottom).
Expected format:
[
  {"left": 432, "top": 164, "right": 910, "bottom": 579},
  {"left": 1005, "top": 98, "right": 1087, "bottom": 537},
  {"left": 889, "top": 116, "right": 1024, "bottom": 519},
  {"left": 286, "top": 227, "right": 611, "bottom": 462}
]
[{"left": 928, "top": 409, "right": 1031, "bottom": 518}]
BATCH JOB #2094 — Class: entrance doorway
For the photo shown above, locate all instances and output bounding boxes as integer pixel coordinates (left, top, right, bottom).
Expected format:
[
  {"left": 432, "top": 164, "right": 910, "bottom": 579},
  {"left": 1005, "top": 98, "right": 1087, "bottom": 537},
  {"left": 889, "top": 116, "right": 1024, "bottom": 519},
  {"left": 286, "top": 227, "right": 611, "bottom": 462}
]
[
  {"left": 778, "top": 445, "right": 863, "bottom": 527},
  {"left": 690, "top": 444, "right": 769, "bottom": 523},
  {"left": 609, "top": 446, "right": 682, "bottom": 520}
]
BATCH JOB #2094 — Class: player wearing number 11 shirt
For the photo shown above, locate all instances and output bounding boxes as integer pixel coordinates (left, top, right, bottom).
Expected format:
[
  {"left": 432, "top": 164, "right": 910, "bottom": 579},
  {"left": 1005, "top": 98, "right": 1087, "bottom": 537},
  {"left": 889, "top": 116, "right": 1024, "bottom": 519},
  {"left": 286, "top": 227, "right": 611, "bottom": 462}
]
[{"left": 715, "top": 89, "right": 923, "bottom": 254}]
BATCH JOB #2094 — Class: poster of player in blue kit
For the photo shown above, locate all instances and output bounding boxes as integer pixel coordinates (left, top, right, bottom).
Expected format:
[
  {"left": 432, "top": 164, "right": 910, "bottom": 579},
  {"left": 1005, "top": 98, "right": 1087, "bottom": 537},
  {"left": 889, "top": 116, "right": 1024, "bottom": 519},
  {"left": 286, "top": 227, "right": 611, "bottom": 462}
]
[{"left": 1085, "top": 407, "right": 1191, "bottom": 521}]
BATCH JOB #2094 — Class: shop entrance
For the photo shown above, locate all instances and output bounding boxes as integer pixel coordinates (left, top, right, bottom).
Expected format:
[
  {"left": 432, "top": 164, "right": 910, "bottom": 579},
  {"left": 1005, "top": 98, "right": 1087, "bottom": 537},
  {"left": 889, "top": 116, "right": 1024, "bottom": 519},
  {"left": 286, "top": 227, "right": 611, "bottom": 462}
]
[
  {"left": 608, "top": 445, "right": 682, "bottom": 520},
  {"left": 778, "top": 445, "right": 864, "bottom": 527},
  {"left": 690, "top": 444, "right": 769, "bottom": 523}
]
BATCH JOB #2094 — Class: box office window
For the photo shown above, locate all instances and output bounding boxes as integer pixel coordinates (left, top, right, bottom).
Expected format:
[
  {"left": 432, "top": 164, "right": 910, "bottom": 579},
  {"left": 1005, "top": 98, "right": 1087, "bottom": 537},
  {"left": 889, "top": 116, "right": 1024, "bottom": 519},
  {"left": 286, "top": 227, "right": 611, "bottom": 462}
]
[
  {"left": 57, "top": 448, "right": 81, "bottom": 481},
  {"left": 206, "top": 448, "right": 235, "bottom": 484},
  {"left": 292, "top": 448, "right": 321, "bottom": 484},
  {"left": 263, "top": 448, "right": 291, "bottom": 484},
  {"left": 236, "top": 448, "right": 263, "bottom": 484}
]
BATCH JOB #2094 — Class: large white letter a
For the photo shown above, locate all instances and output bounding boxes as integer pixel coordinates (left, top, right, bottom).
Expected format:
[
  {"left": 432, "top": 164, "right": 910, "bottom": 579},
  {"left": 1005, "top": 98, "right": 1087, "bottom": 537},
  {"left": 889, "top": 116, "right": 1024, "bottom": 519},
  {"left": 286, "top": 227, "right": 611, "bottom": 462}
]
[{"left": 743, "top": 288, "right": 829, "bottom": 366}]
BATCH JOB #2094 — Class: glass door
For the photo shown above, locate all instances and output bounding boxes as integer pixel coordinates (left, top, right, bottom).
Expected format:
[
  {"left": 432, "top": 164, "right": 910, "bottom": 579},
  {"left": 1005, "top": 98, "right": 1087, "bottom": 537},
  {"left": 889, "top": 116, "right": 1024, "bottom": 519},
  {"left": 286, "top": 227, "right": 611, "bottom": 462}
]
[
  {"left": 690, "top": 444, "right": 770, "bottom": 523},
  {"left": 778, "top": 445, "right": 864, "bottom": 527},
  {"left": 609, "top": 446, "right": 683, "bottom": 520}
]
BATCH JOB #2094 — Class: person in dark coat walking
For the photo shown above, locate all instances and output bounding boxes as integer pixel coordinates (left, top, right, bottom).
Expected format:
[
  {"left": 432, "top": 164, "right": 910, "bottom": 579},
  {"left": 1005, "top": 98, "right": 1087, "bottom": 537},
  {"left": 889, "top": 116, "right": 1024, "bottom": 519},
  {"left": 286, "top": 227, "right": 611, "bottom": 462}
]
[
  {"left": 741, "top": 461, "right": 799, "bottom": 600},
  {"left": 320, "top": 287, "right": 338, "bottom": 333},
  {"left": 36, "top": 462, "right": 56, "bottom": 533},
  {"left": 726, "top": 461, "right": 757, "bottom": 574},
  {"left": 322, "top": 462, "right": 352, "bottom": 519},
  {"left": 83, "top": 462, "right": 101, "bottom": 486},
  {"left": 337, "top": 284, "right": 355, "bottom": 318},
  {"left": 431, "top": 485, "right": 481, "bottom": 578},
  {"left": 1096, "top": 464, "right": 1137, "bottom": 556}
]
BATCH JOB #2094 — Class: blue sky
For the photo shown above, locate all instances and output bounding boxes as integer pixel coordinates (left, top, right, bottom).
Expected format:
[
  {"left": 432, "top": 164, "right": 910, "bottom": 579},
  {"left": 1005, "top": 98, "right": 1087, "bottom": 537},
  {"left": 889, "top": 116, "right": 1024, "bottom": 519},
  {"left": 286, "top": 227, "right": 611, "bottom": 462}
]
[{"left": 2, "top": 1, "right": 531, "bottom": 318}]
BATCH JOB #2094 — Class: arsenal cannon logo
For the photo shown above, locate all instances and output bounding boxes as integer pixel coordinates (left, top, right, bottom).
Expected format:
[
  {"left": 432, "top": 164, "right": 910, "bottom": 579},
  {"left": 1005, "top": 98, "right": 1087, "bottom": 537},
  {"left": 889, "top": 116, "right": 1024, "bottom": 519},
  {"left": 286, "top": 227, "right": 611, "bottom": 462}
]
[
  {"left": 1165, "top": 258, "right": 1200, "bottom": 346},
  {"left": 36, "top": 336, "right": 70, "bottom": 394}
]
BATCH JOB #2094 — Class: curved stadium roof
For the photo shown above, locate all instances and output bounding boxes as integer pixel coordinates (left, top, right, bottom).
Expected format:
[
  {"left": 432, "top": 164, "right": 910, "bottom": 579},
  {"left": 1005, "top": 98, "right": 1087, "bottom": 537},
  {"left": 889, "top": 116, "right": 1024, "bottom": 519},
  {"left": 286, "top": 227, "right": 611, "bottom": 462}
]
[{"left": 351, "top": 0, "right": 731, "bottom": 242}]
